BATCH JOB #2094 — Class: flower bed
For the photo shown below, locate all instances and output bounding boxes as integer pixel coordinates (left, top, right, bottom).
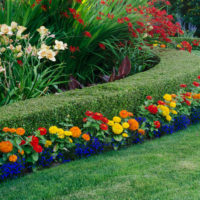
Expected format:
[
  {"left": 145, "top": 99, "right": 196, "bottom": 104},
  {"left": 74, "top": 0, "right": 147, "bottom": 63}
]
[
  {"left": 1, "top": 76, "right": 200, "bottom": 181},
  {"left": 0, "top": 49, "right": 200, "bottom": 133}
]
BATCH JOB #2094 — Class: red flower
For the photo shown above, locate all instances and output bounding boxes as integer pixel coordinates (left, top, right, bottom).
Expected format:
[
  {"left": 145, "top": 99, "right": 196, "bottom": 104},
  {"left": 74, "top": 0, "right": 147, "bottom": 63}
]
[
  {"left": 101, "top": 117, "right": 109, "bottom": 124},
  {"left": 180, "top": 84, "right": 187, "bottom": 88},
  {"left": 185, "top": 100, "right": 191, "bottom": 106},
  {"left": 193, "top": 81, "right": 199, "bottom": 87},
  {"left": 17, "top": 60, "right": 23, "bottom": 66},
  {"left": 69, "top": 46, "right": 79, "bottom": 54},
  {"left": 85, "top": 111, "right": 93, "bottom": 116},
  {"left": 146, "top": 96, "right": 152, "bottom": 100},
  {"left": 38, "top": 127, "right": 47, "bottom": 135},
  {"left": 154, "top": 121, "right": 161, "bottom": 129},
  {"left": 19, "top": 140, "right": 26, "bottom": 146},
  {"left": 29, "top": 136, "right": 39, "bottom": 146},
  {"left": 198, "top": 76, "right": 200, "bottom": 79},
  {"left": 83, "top": 117, "right": 87, "bottom": 122},
  {"left": 165, "top": 1, "right": 171, "bottom": 6},
  {"left": 33, "top": 144, "right": 43, "bottom": 153},
  {"left": 147, "top": 105, "right": 158, "bottom": 114},
  {"left": 99, "top": 43, "right": 106, "bottom": 50},
  {"left": 92, "top": 112, "right": 103, "bottom": 121},
  {"left": 100, "top": 123, "right": 108, "bottom": 131},
  {"left": 157, "top": 100, "right": 165, "bottom": 105},
  {"left": 84, "top": 31, "right": 92, "bottom": 38}
]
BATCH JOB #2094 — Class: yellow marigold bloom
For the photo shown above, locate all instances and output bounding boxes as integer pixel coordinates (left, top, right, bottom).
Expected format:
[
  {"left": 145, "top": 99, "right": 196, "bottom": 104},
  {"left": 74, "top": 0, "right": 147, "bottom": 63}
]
[
  {"left": 113, "top": 116, "right": 121, "bottom": 123},
  {"left": 57, "top": 128, "right": 64, "bottom": 135},
  {"left": 9, "top": 154, "right": 17, "bottom": 162},
  {"left": 177, "top": 44, "right": 181, "bottom": 48},
  {"left": 153, "top": 43, "right": 158, "bottom": 47},
  {"left": 108, "top": 120, "right": 115, "bottom": 126},
  {"left": 112, "top": 123, "right": 123, "bottom": 135},
  {"left": 69, "top": 138, "right": 73, "bottom": 143},
  {"left": 122, "top": 133, "right": 128, "bottom": 138},
  {"left": 166, "top": 115, "right": 172, "bottom": 122},
  {"left": 170, "top": 102, "right": 176, "bottom": 108},
  {"left": 49, "top": 126, "right": 58, "bottom": 134},
  {"left": 45, "top": 140, "right": 52, "bottom": 148},
  {"left": 64, "top": 131, "right": 72, "bottom": 136},
  {"left": 122, "top": 122, "right": 129, "bottom": 129},
  {"left": 163, "top": 94, "right": 172, "bottom": 102},
  {"left": 57, "top": 129, "right": 65, "bottom": 139},
  {"left": 171, "top": 110, "right": 177, "bottom": 115}
]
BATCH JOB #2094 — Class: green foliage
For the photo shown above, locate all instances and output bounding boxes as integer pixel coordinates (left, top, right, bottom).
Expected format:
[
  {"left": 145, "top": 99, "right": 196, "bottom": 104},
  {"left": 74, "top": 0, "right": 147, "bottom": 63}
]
[
  {"left": 169, "top": 0, "right": 200, "bottom": 36},
  {"left": 0, "top": 49, "right": 200, "bottom": 132}
]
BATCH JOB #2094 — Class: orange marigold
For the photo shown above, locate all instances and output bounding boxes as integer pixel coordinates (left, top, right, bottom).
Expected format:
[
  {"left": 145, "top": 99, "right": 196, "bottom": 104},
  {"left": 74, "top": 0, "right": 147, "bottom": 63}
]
[
  {"left": 138, "top": 129, "right": 145, "bottom": 135},
  {"left": 128, "top": 119, "right": 139, "bottom": 131},
  {"left": 69, "top": 126, "right": 82, "bottom": 138},
  {"left": 119, "top": 110, "right": 129, "bottom": 118},
  {"left": 128, "top": 112, "right": 134, "bottom": 117},
  {"left": 16, "top": 128, "right": 25, "bottom": 136},
  {"left": 18, "top": 149, "right": 24, "bottom": 155},
  {"left": 82, "top": 133, "right": 90, "bottom": 141},
  {"left": 10, "top": 128, "right": 16, "bottom": 133},
  {"left": 171, "top": 94, "right": 176, "bottom": 98},
  {"left": 0, "top": 141, "right": 13, "bottom": 153},
  {"left": 2, "top": 127, "right": 10, "bottom": 132},
  {"left": 9, "top": 155, "right": 18, "bottom": 162}
]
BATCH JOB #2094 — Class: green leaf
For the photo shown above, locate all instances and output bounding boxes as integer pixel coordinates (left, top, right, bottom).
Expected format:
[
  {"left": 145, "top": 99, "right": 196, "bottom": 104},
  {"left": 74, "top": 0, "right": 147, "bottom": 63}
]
[
  {"left": 32, "top": 153, "right": 39, "bottom": 162},
  {"left": 113, "top": 135, "right": 123, "bottom": 142}
]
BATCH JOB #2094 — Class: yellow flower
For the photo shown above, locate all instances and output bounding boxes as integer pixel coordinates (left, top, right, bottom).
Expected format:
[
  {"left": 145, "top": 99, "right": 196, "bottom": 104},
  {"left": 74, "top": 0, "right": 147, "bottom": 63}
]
[
  {"left": 69, "top": 138, "right": 73, "bottom": 143},
  {"left": 45, "top": 140, "right": 52, "bottom": 148},
  {"left": 159, "top": 105, "right": 170, "bottom": 116},
  {"left": 166, "top": 115, "right": 172, "bottom": 122},
  {"left": 64, "top": 131, "right": 72, "bottom": 136},
  {"left": 112, "top": 123, "right": 123, "bottom": 135},
  {"left": 113, "top": 116, "right": 121, "bottom": 123},
  {"left": 163, "top": 94, "right": 172, "bottom": 102},
  {"left": 57, "top": 128, "right": 65, "bottom": 139},
  {"left": 153, "top": 43, "right": 158, "bottom": 47},
  {"left": 171, "top": 110, "right": 177, "bottom": 115},
  {"left": 108, "top": 120, "right": 115, "bottom": 126},
  {"left": 49, "top": 126, "right": 58, "bottom": 134},
  {"left": 122, "top": 122, "right": 129, "bottom": 129},
  {"left": 170, "top": 102, "right": 176, "bottom": 108},
  {"left": 177, "top": 44, "right": 181, "bottom": 48},
  {"left": 122, "top": 133, "right": 128, "bottom": 138}
]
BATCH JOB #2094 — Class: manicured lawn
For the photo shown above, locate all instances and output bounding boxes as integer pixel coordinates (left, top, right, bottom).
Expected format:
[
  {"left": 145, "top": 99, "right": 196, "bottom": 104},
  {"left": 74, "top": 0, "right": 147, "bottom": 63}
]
[{"left": 1, "top": 124, "right": 200, "bottom": 200}]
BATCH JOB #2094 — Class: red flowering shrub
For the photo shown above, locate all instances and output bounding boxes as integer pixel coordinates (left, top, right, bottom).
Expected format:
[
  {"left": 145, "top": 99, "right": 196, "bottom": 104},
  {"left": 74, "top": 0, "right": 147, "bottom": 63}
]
[{"left": 147, "top": 105, "right": 158, "bottom": 114}]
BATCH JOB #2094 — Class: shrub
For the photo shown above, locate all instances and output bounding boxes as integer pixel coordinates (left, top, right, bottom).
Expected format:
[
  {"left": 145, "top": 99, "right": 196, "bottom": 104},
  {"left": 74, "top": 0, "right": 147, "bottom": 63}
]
[{"left": 0, "top": 49, "right": 200, "bottom": 132}]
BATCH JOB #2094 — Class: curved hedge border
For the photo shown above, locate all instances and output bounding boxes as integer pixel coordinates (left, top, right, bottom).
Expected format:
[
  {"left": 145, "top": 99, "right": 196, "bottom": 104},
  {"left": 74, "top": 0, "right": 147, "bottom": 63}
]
[{"left": 0, "top": 49, "right": 200, "bottom": 132}]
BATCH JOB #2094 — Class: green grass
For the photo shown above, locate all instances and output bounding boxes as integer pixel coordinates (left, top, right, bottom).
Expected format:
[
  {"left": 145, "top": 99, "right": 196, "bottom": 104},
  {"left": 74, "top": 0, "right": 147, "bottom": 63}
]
[{"left": 1, "top": 124, "right": 200, "bottom": 200}]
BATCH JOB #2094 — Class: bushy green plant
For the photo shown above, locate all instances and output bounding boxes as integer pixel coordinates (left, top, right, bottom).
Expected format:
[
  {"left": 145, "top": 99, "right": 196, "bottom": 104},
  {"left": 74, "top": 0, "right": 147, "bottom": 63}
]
[{"left": 0, "top": 22, "right": 67, "bottom": 105}]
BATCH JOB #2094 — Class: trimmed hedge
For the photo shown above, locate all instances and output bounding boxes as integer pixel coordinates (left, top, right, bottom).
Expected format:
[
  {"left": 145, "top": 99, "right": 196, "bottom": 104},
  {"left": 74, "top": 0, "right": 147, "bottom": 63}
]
[{"left": 0, "top": 49, "right": 200, "bottom": 132}]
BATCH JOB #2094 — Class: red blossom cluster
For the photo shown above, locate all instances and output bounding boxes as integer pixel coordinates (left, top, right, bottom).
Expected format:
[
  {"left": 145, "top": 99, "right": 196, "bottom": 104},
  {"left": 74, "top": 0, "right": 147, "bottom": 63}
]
[
  {"left": 146, "top": 105, "right": 158, "bottom": 114},
  {"left": 84, "top": 111, "right": 108, "bottom": 131},
  {"left": 19, "top": 136, "right": 43, "bottom": 153}
]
